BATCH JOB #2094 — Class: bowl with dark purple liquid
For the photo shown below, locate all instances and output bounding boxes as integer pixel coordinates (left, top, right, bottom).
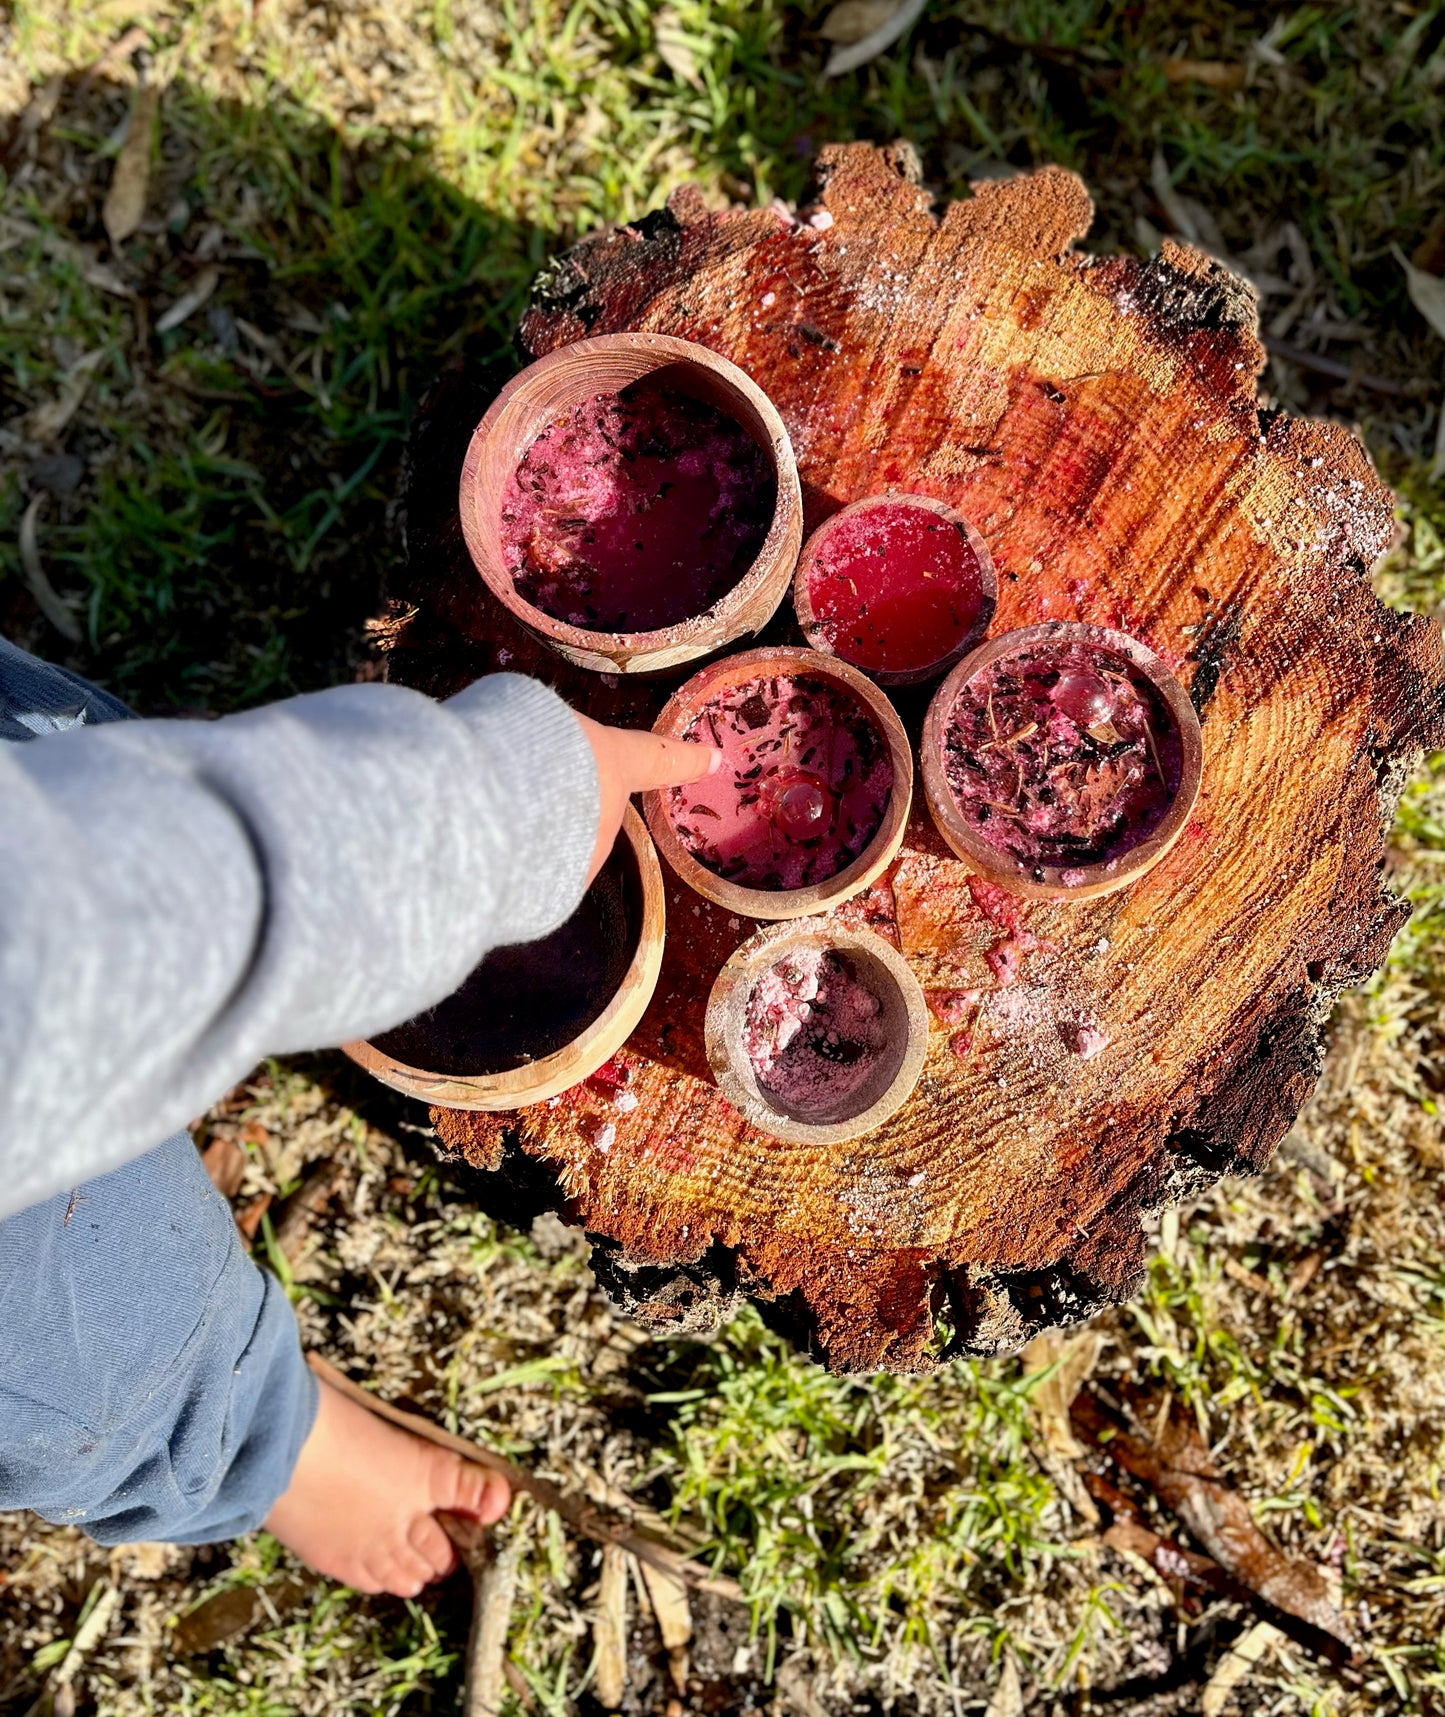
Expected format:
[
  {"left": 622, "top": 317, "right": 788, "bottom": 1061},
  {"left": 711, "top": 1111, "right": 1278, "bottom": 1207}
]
[
  {"left": 460, "top": 333, "right": 803, "bottom": 675},
  {"left": 921, "top": 622, "right": 1203, "bottom": 900},
  {"left": 343, "top": 807, "right": 665, "bottom": 1109}
]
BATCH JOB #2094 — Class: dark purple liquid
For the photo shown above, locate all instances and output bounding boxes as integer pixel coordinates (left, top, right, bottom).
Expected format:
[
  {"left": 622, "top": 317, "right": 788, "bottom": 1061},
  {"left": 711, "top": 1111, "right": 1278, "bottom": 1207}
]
[
  {"left": 499, "top": 376, "right": 775, "bottom": 632},
  {"left": 942, "top": 642, "right": 1182, "bottom": 875},
  {"left": 371, "top": 840, "right": 641, "bottom": 1076}
]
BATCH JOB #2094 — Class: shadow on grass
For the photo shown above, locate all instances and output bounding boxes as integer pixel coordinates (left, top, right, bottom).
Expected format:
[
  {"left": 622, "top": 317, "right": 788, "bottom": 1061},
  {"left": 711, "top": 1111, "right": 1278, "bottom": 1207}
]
[{"left": 0, "top": 74, "right": 557, "bottom": 712}]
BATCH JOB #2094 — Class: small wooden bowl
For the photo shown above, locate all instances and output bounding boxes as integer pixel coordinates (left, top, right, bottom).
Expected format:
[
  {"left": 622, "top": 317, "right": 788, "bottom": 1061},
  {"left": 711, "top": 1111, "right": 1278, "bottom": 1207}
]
[
  {"left": 793, "top": 492, "right": 997, "bottom": 687},
  {"left": 704, "top": 919, "right": 928, "bottom": 1145},
  {"left": 642, "top": 644, "right": 913, "bottom": 920},
  {"left": 459, "top": 332, "right": 803, "bottom": 676},
  {"left": 921, "top": 621, "right": 1204, "bottom": 901},
  {"left": 342, "top": 807, "right": 665, "bottom": 1109}
]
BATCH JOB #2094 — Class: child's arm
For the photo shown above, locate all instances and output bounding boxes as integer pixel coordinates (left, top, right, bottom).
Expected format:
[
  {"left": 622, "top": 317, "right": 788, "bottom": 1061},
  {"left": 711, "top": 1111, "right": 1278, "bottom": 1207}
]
[{"left": 0, "top": 673, "right": 711, "bottom": 1219}]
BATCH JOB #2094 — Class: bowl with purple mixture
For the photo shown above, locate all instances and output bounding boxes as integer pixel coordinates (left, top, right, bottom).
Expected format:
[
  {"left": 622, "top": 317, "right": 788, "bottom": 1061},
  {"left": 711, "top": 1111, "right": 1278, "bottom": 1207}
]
[
  {"left": 921, "top": 622, "right": 1203, "bottom": 900},
  {"left": 705, "top": 920, "right": 928, "bottom": 1145},
  {"left": 459, "top": 332, "right": 803, "bottom": 675}
]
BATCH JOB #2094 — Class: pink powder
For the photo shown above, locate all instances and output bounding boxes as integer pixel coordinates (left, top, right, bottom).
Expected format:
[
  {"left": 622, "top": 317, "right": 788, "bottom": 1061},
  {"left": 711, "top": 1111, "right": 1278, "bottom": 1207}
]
[
  {"left": 942, "top": 640, "right": 1183, "bottom": 872},
  {"left": 498, "top": 377, "right": 775, "bottom": 632},
  {"left": 667, "top": 673, "right": 894, "bottom": 891},
  {"left": 742, "top": 948, "right": 889, "bottom": 1115}
]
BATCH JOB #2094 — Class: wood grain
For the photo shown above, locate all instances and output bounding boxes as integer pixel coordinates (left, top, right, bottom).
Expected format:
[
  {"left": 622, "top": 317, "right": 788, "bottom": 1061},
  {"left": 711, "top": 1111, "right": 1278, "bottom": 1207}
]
[{"left": 386, "top": 143, "right": 1445, "bottom": 1372}]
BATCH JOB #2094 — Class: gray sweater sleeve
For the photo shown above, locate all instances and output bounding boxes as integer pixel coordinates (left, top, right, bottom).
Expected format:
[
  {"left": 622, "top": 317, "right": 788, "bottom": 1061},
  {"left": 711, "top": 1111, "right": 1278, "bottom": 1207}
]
[{"left": 0, "top": 674, "right": 599, "bottom": 1220}]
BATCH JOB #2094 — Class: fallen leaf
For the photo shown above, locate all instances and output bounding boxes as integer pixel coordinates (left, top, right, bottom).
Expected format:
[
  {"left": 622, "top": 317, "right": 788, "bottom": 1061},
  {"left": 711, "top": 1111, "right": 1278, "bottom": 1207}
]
[
  {"left": 636, "top": 1553, "right": 691, "bottom": 1692},
  {"left": 823, "top": 0, "right": 928, "bottom": 77},
  {"left": 173, "top": 1577, "right": 310, "bottom": 1653},
  {"left": 1099, "top": 1515, "right": 1232, "bottom": 1592},
  {"left": 155, "top": 266, "right": 220, "bottom": 334},
  {"left": 593, "top": 1543, "right": 629, "bottom": 1709},
  {"left": 24, "top": 348, "right": 107, "bottom": 444},
  {"left": 984, "top": 1650, "right": 1023, "bottom": 1717},
  {"left": 18, "top": 495, "right": 82, "bottom": 643},
  {"left": 103, "top": 83, "right": 160, "bottom": 246},
  {"left": 1022, "top": 1327, "right": 1102, "bottom": 1459},
  {"left": 821, "top": 0, "right": 903, "bottom": 44},
  {"left": 1201, "top": 1621, "right": 1282, "bottom": 1717},
  {"left": 1397, "top": 246, "right": 1445, "bottom": 341},
  {"left": 1071, "top": 1389, "right": 1355, "bottom": 1661},
  {"left": 1161, "top": 58, "right": 1245, "bottom": 90},
  {"left": 654, "top": 7, "right": 703, "bottom": 88},
  {"left": 201, "top": 1137, "right": 247, "bottom": 1200},
  {"left": 0, "top": 217, "right": 131, "bottom": 296},
  {"left": 54, "top": 1582, "right": 120, "bottom": 1687}
]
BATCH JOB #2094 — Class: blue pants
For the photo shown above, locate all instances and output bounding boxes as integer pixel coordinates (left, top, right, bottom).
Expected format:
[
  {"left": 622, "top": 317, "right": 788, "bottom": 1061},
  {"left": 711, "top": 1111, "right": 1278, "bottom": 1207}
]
[{"left": 0, "top": 638, "right": 316, "bottom": 1543}]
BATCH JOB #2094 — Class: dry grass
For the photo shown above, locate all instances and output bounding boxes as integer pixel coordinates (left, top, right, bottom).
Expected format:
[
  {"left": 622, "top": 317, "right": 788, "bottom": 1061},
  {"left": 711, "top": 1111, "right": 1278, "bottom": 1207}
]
[{"left": 2, "top": 1, "right": 1444, "bottom": 1713}]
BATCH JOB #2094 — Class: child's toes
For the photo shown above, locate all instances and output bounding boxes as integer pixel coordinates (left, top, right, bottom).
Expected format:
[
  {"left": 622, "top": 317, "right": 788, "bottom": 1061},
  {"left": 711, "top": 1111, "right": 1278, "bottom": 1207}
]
[
  {"left": 373, "top": 1544, "right": 437, "bottom": 1599},
  {"left": 407, "top": 1511, "right": 458, "bottom": 1580},
  {"left": 433, "top": 1451, "right": 511, "bottom": 1524}
]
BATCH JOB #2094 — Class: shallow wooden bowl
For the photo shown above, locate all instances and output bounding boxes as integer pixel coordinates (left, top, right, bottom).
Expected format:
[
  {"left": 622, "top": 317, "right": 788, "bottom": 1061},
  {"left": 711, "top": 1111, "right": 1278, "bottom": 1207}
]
[
  {"left": 642, "top": 644, "right": 913, "bottom": 920},
  {"left": 458, "top": 332, "right": 803, "bottom": 676},
  {"left": 921, "top": 621, "right": 1204, "bottom": 901},
  {"left": 342, "top": 806, "right": 665, "bottom": 1109},
  {"left": 704, "top": 918, "right": 928, "bottom": 1146},
  {"left": 792, "top": 492, "right": 997, "bottom": 687}
]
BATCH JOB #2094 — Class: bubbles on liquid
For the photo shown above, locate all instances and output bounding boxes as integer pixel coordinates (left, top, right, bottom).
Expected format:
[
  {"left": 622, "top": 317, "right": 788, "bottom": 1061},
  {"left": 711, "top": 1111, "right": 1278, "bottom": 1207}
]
[
  {"left": 762, "top": 770, "right": 833, "bottom": 840},
  {"left": 1050, "top": 669, "right": 1115, "bottom": 728}
]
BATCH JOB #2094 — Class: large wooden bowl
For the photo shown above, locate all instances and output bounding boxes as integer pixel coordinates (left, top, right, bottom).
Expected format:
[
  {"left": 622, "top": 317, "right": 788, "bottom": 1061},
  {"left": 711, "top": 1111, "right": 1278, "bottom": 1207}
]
[
  {"left": 458, "top": 332, "right": 803, "bottom": 676},
  {"left": 641, "top": 645, "right": 914, "bottom": 920},
  {"left": 343, "top": 807, "right": 665, "bottom": 1109}
]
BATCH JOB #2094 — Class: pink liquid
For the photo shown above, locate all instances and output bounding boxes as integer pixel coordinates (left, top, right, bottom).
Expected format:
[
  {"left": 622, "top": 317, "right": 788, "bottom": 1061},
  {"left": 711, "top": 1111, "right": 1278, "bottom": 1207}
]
[
  {"left": 941, "top": 641, "right": 1183, "bottom": 872},
  {"left": 742, "top": 947, "right": 889, "bottom": 1116},
  {"left": 666, "top": 673, "right": 894, "bottom": 891},
  {"left": 498, "top": 377, "right": 775, "bottom": 632},
  {"left": 805, "top": 500, "right": 988, "bottom": 674}
]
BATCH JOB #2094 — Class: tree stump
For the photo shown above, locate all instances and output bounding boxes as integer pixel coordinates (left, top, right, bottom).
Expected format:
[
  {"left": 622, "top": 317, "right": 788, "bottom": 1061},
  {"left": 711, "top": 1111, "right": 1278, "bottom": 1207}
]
[{"left": 387, "top": 143, "right": 1445, "bottom": 1372}]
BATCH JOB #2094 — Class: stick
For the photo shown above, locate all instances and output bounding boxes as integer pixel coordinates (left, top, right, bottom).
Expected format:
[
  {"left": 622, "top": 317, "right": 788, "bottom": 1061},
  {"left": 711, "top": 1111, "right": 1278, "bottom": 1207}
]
[
  {"left": 306, "top": 1354, "right": 742, "bottom": 1601},
  {"left": 440, "top": 1516, "right": 518, "bottom": 1717}
]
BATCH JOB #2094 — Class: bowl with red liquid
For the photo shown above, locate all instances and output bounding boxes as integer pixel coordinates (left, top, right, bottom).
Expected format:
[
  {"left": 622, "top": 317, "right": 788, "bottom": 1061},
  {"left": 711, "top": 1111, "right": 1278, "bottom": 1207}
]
[
  {"left": 460, "top": 332, "right": 803, "bottom": 675},
  {"left": 921, "top": 622, "right": 1203, "bottom": 900},
  {"left": 643, "top": 645, "right": 913, "bottom": 919},
  {"left": 704, "top": 919, "right": 928, "bottom": 1145},
  {"left": 793, "top": 493, "right": 997, "bottom": 686}
]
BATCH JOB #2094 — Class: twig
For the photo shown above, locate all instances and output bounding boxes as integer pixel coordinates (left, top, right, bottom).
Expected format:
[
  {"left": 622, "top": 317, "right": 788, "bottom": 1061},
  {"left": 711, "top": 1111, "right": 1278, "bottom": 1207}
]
[
  {"left": 18, "top": 495, "right": 82, "bottom": 642},
  {"left": 306, "top": 1354, "right": 742, "bottom": 1601},
  {"left": 440, "top": 1516, "right": 518, "bottom": 1717},
  {"left": 1262, "top": 337, "right": 1424, "bottom": 398}
]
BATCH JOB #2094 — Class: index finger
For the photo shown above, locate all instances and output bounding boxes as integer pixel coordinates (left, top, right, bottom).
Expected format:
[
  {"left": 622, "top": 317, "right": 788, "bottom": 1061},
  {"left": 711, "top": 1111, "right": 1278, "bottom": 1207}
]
[{"left": 617, "top": 727, "right": 722, "bottom": 793}]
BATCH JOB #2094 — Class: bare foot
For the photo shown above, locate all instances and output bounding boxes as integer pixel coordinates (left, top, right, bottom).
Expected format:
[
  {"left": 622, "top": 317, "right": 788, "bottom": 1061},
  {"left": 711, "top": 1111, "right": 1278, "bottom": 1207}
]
[{"left": 264, "top": 1379, "right": 510, "bottom": 1597}]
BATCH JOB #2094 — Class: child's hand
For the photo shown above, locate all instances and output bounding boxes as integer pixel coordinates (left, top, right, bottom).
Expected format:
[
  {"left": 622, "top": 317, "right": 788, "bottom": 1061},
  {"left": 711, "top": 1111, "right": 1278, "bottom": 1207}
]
[{"left": 574, "top": 713, "right": 721, "bottom": 882}]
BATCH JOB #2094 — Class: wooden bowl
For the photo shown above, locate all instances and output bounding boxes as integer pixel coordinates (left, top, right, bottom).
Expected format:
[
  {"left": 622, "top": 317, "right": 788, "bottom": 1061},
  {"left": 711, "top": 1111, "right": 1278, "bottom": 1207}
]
[
  {"left": 642, "top": 644, "right": 913, "bottom": 920},
  {"left": 793, "top": 492, "right": 997, "bottom": 687},
  {"left": 921, "top": 621, "right": 1204, "bottom": 901},
  {"left": 704, "top": 919, "right": 928, "bottom": 1145},
  {"left": 458, "top": 332, "right": 803, "bottom": 676},
  {"left": 342, "top": 806, "right": 665, "bottom": 1109}
]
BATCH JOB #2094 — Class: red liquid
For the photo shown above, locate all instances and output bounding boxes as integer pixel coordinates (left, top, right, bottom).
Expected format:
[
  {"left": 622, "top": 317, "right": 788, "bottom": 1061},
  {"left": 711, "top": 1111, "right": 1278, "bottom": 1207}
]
[
  {"left": 666, "top": 673, "right": 894, "bottom": 891},
  {"left": 805, "top": 500, "right": 987, "bottom": 674},
  {"left": 941, "top": 641, "right": 1183, "bottom": 876},
  {"left": 499, "top": 378, "right": 775, "bottom": 633}
]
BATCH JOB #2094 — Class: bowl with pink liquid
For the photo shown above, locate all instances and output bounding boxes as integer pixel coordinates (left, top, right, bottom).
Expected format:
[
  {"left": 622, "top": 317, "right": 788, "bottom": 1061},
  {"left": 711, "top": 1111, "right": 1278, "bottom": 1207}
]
[
  {"left": 643, "top": 645, "right": 913, "bottom": 920},
  {"left": 460, "top": 332, "right": 803, "bottom": 675}
]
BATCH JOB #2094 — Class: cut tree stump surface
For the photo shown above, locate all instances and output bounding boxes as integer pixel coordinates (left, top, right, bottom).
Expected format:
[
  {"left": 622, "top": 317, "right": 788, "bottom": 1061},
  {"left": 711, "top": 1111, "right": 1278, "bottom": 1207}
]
[{"left": 388, "top": 144, "right": 1445, "bottom": 1372}]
